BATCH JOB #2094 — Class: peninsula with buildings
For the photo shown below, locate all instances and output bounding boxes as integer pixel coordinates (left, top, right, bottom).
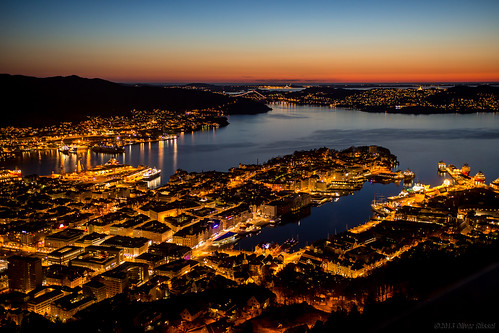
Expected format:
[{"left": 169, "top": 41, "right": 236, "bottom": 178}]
[
  {"left": 0, "top": 108, "right": 226, "bottom": 161},
  {"left": 0, "top": 146, "right": 497, "bottom": 331},
  {"left": 241, "top": 84, "right": 499, "bottom": 114},
  {"left": 158, "top": 82, "right": 499, "bottom": 114}
]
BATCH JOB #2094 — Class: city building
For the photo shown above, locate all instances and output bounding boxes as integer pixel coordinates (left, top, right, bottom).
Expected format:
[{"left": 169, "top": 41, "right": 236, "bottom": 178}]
[
  {"left": 45, "top": 265, "right": 90, "bottom": 288},
  {"left": 172, "top": 220, "right": 214, "bottom": 248},
  {"left": 44, "top": 229, "right": 85, "bottom": 249},
  {"left": 7, "top": 255, "right": 43, "bottom": 293},
  {"left": 27, "top": 287, "right": 66, "bottom": 316},
  {"left": 148, "top": 242, "right": 192, "bottom": 261},
  {"left": 51, "top": 293, "right": 95, "bottom": 322},
  {"left": 70, "top": 245, "right": 123, "bottom": 274},
  {"left": 132, "top": 220, "right": 172, "bottom": 243},
  {"left": 101, "top": 235, "right": 150, "bottom": 258},
  {"left": 74, "top": 232, "right": 108, "bottom": 247},
  {"left": 101, "top": 269, "right": 129, "bottom": 298},
  {"left": 110, "top": 214, "right": 149, "bottom": 237},
  {"left": 47, "top": 246, "right": 85, "bottom": 265},
  {"left": 82, "top": 279, "right": 107, "bottom": 303}
]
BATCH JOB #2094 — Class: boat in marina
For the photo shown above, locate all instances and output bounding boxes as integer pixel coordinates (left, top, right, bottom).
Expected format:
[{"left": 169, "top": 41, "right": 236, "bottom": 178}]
[
  {"left": 403, "top": 169, "right": 415, "bottom": 179},
  {"left": 438, "top": 161, "right": 447, "bottom": 172},
  {"left": 159, "top": 134, "right": 177, "bottom": 140},
  {"left": 371, "top": 194, "right": 393, "bottom": 216},
  {"left": 58, "top": 145, "right": 70, "bottom": 154},
  {"left": 371, "top": 201, "right": 392, "bottom": 216}
]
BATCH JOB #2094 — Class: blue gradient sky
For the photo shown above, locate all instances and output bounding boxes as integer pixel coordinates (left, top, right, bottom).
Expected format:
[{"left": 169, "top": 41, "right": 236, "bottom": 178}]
[{"left": 1, "top": 0, "right": 498, "bottom": 82}]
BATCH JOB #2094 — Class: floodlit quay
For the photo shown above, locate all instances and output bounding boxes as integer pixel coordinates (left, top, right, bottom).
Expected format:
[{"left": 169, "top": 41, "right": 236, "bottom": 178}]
[{"left": 0, "top": 148, "right": 498, "bottom": 329}]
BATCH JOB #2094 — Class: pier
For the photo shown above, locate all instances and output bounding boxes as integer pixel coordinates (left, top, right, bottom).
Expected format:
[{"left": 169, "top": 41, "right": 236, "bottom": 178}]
[{"left": 441, "top": 162, "right": 486, "bottom": 189}]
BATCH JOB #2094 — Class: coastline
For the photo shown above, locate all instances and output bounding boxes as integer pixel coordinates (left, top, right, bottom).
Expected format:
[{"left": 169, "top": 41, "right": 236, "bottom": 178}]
[{"left": 272, "top": 101, "right": 497, "bottom": 115}]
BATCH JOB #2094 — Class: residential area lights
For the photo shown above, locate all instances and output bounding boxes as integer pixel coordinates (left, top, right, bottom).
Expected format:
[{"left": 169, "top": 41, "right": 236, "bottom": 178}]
[
  {"left": 267, "top": 87, "right": 499, "bottom": 112},
  {"left": 0, "top": 109, "right": 227, "bottom": 160},
  {"left": 0, "top": 147, "right": 498, "bottom": 329}
]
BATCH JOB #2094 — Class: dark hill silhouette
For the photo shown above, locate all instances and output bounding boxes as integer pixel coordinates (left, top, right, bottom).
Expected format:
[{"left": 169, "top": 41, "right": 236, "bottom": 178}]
[{"left": 0, "top": 74, "right": 270, "bottom": 127}]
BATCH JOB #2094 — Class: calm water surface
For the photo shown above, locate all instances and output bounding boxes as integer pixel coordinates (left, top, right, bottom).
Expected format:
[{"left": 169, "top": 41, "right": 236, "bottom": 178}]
[{"left": 4, "top": 105, "right": 499, "bottom": 249}]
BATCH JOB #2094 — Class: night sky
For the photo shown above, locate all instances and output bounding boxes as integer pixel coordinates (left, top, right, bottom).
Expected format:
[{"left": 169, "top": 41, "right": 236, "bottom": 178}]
[{"left": 1, "top": 0, "right": 498, "bottom": 83}]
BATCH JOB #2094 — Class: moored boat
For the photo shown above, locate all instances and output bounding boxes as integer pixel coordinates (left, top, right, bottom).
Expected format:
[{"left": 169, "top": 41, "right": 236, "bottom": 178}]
[
  {"left": 371, "top": 201, "right": 392, "bottom": 216},
  {"left": 438, "top": 161, "right": 446, "bottom": 172},
  {"left": 403, "top": 169, "right": 415, "bottom": 179},
  {"left": 143, "top": 168, "right": 161, "bottom": 181},
  {"left": 58, "top": 145, "right": 70, "bottom": 154},
  {"left": 159, "top": 134, "right": 177, "bottom": 140}
]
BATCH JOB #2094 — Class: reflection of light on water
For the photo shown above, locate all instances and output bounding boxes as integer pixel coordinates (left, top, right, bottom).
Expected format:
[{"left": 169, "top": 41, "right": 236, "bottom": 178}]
[
  {"left": 60, "top": 153, "right": 71, "bottom": 173},
  {"left": 173, "top": 139, "right": 177, "bottom": 172},
  {"left": 158, "top": 140, "right": 164, "bottom": 171},
  {"left": 124, "top": 145, "right": 132, "bottom": 165},
  {"left": 86, "top": 149, "right": 92, "bottom": 171},
  {"left": 148, "top": 142, "right": 153, "bottom": 166},
  {"left": 145, "top": 176, "right": 161, "bottom": 189},
  {"left": 63, "top": 153, "right": 81, "bottom": 174},
  {"left": 140, "top": 142, "right": 145, "bottom": 161}
]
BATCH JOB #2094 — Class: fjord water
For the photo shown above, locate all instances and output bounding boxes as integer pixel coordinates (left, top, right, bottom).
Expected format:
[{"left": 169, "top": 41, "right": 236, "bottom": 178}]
[{"left": 5, "top": 105, "right": 499, "bottom": 249}]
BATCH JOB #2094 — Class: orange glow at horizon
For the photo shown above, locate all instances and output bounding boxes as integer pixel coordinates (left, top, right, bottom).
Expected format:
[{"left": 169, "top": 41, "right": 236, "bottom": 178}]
[
  {"left": 4, "top": 41, "right": 498, "bottom": 83},
  {"left": 6, "top": 59, "right": 498, "bottom": 84}
]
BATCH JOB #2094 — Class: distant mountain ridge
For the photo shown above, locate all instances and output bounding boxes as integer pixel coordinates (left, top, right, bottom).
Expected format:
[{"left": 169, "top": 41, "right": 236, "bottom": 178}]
[{"left": 0, "top": 74, "right": 270, "bottom": 127}]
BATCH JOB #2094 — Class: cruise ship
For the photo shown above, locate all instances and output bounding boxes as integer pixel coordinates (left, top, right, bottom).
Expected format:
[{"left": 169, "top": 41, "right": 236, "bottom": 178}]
[
  {"left": 143, "top": 168, "right": 161, "bottom": 181},
  {"left": 0, "top": 168, "right": 22, "bottom": 182}
]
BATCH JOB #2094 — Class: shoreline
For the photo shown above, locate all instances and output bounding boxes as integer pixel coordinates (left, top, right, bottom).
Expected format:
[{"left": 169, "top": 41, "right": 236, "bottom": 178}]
[{"left": 270, "top": 101, "right": 498, "bottom": 115}]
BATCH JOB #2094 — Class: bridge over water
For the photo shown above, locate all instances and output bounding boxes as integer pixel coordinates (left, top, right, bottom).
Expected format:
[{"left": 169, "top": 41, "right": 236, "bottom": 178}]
[{"left": 223, "top": 90, "right": 267, "bottom": 99}]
